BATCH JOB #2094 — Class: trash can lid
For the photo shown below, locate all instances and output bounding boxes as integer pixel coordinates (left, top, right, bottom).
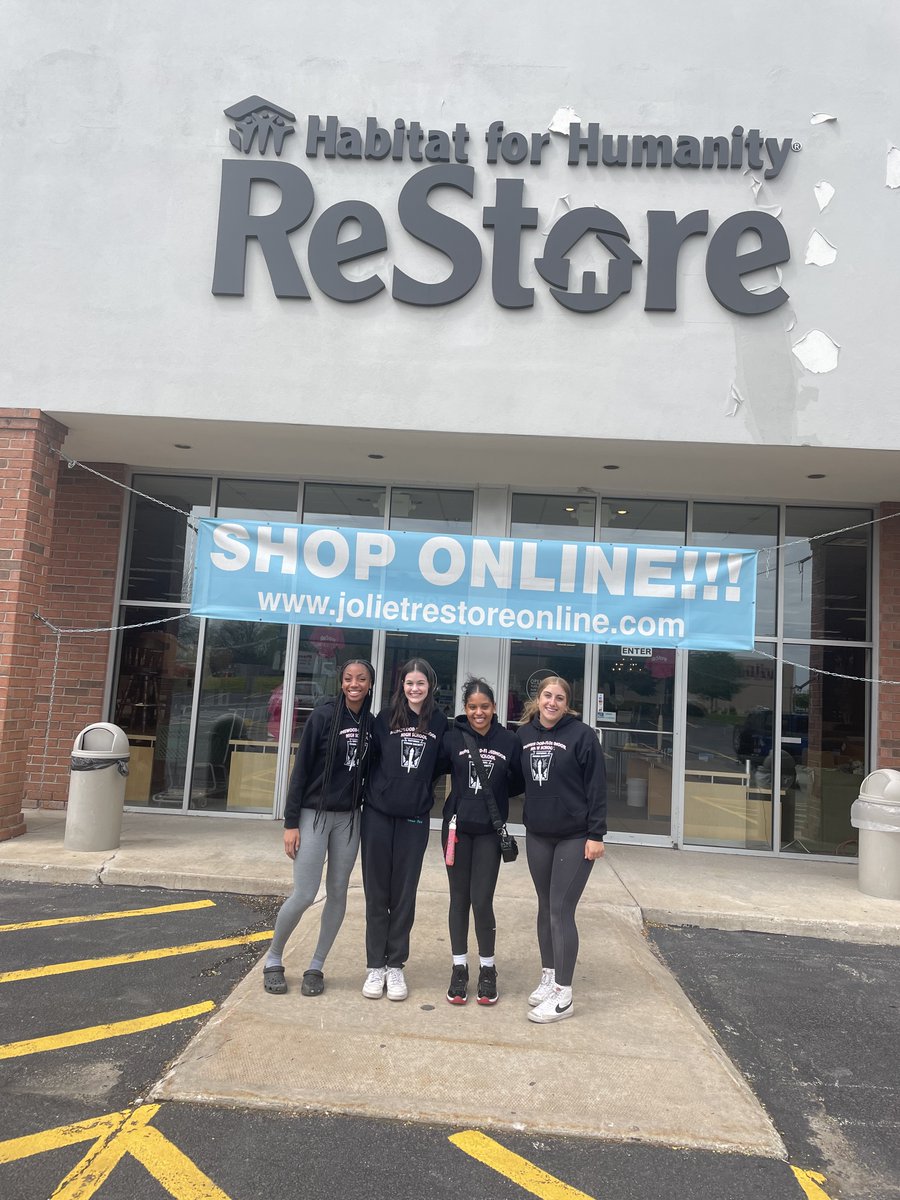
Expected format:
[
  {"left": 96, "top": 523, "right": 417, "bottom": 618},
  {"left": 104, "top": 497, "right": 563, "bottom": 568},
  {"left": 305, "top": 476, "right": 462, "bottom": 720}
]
[
  {"left": 857, "top": 769, "right": 900, "bottom": 805},
  {"left": 71, "top": 723, "right": 131, "bottom": 758}
]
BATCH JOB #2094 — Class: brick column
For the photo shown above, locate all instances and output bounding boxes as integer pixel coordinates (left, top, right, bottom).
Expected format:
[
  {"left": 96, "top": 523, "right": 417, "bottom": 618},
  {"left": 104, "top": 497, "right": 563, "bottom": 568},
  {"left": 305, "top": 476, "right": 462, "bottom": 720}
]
[
  {"left": 0, "top": 411, "right": 68, "bottom": 840},
  {"left": 24, "top": 460, "right": 126, "bottom": 809},
  {"left": 878, "top": 502, "right": 900, "bottom": 767}
]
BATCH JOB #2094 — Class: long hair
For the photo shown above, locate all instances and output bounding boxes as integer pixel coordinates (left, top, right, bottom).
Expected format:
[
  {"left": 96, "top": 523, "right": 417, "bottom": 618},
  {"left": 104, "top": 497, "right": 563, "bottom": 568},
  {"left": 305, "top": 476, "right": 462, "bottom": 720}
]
[
  {"left": 389, "top": 657, "right": 437, "bottom": 734},
  {"left": 520, "top": 675, "right": 578, "bottom": 724},
  {"left": 315, "top": 658, "right": 375, "bottom": 825}
]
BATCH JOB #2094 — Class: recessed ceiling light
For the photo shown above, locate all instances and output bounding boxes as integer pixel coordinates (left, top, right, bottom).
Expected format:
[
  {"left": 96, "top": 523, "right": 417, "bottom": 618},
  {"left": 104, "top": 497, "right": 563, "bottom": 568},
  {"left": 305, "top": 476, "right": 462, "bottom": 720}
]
[
  {"left": 807, "top": 473, "right": 826, "bottom": 479},
  {"left": 174, "top": 443, "right": 191, "bottom": 450},
  {"left": 616, "top": 508, "right": 629, "bottom": 515},
  {"left": 564, "top": 506, "right": 575, "bottom": 512},
  {"left": 603, "top": 464, "right": 620, "bottom": 470},
  {"left": 368, "top": 453, "right": 384, "bottom": 460}
]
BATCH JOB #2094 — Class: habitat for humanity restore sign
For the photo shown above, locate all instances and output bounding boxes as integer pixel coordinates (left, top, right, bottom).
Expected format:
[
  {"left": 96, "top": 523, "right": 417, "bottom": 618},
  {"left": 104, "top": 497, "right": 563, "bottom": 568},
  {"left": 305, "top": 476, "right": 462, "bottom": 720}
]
[{"left": 191, "top": 521, "right": 757, "bottom": 651}]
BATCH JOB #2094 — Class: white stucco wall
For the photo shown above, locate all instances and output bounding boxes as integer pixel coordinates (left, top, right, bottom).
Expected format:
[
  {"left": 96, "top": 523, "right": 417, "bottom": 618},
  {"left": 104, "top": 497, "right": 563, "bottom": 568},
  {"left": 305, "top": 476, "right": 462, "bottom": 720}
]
[{"left": 3, "top": 0, "right": 900, "bottom": 452}]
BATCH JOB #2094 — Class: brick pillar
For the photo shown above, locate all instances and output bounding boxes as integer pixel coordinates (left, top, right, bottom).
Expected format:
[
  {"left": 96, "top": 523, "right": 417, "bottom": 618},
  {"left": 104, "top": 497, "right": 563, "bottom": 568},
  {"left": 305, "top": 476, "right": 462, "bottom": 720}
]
[
  {"left": 0, "top": 411, "right": 68, "bottom": 840},
  {"left": 24, "top": 460, "right": 126, "bottom": 809},
  {"left": 878, "top": 502, "right": 900, "bottom": 767}
]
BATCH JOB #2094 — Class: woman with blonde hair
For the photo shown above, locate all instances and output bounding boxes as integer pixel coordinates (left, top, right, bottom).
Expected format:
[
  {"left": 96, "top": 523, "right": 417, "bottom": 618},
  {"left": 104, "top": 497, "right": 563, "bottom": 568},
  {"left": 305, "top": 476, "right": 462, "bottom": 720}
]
[{"left": 516, "top": 675, "right": 606, "bottom": 1023}]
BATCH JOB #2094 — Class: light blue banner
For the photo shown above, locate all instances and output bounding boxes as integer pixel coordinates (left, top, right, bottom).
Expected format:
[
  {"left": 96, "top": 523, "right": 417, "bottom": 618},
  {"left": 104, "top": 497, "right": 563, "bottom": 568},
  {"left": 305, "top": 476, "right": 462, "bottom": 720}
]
[{"left": 190, "top": 520, "right": 757, "bottom": 650}]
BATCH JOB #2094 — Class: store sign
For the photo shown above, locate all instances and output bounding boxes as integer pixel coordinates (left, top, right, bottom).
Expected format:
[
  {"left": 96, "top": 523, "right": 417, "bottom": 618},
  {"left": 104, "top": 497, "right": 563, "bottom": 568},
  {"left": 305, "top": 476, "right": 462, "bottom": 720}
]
[
  {"left": 190, "top": 519, "right": 757, "bottom": 650},
  {"left": 212, "top": 97, "right": 798, "bottom": 315}
]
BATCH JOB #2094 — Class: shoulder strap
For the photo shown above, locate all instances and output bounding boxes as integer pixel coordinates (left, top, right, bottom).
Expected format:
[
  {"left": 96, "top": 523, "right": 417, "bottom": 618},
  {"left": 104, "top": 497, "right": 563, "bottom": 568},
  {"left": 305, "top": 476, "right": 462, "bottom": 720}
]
[{"left": 460, "top": 729, "right": 504, "bottom": 832}]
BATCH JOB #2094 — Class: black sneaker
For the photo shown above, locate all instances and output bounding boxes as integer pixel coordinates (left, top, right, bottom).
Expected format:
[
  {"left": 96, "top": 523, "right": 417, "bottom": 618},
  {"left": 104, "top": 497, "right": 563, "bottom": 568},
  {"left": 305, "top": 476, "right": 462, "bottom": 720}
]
[
  {"left": 446, "top": 964, "right": 469, "bottom": 1005},
  {"left": 477, "top": 964, "right": 498, "bottom": 1005}
]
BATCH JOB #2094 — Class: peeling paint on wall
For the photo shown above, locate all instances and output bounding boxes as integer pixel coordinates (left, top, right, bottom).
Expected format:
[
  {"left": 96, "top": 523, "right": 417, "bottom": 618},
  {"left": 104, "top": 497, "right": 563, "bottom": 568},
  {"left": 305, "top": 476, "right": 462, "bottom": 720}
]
[
  {"left": 792, "top": 330, "right": 840, "bottom": 373},
  {"left": 805, "top": 230, "right": 837, "bottom": 266},
  {"left": 810, "top": 113, "right": 837, "bottom": 125},
  {"left": 548, "top": 106, "right": 581, "bottom": 135},
  {"left": 814, "top": 181, "right": 835, "bottom": 211},
  {"left": 886, "top": 144, "right": 900, "bottom": 189}
]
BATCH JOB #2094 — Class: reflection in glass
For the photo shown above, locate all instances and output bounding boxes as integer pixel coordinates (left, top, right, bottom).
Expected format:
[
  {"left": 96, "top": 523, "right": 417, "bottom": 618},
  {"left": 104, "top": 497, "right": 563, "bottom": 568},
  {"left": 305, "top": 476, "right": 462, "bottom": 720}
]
[
  {"left": 112, "top": 608, "right": 200, "bottom": 808},
  {"left": 216, "top": 479, "right": 299, "bottom": 522},
  {"left": 601, "top": 499, "right": 686, "bottom": 546},
  {"left": 783, "top": 508, "right": 870, "bottom": 641},
  {"left": 692, "top": 503, "right": 778, "bottom": 638},
  {"left": 291, "top": 627, "right": 375, "bottom": 743},
  {"left": 510, "top": 494, "right": 596, "bottom": 541},
  {"left": 780, "top": 646, "right": 867, "bottom": 855},
  {"left": 189, "top": 621, "right": 289, "bottom": 812},
  {"left": 303, "top": 483, "right": 386, "bottom": 529},
  {"left": 683, "top": 648, "right": 775, "bottom": 849},
  {"left": 390, "top": 488, "right": 473, "bottom": 534},
  {"left": 596, "top": 645, "right": 675, "bottom": 838},
  {"left": 125, "top": 476, "right": 211, "bottom": 604}
]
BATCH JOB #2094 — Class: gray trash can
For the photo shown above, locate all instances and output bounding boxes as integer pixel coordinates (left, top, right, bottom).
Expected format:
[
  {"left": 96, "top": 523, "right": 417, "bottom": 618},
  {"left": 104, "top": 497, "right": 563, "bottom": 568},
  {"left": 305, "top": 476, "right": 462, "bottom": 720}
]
[
  {"left": 850, "top": 769, "right": 900, "bottom": 901},
  {"left": 64, "top": 723, "right": 130, "bottom": 852}
]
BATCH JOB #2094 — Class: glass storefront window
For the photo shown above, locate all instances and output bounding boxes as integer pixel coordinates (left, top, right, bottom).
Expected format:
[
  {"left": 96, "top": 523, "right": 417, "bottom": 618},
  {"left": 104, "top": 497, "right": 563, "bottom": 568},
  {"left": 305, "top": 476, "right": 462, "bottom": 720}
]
[
  {"left": 601, "top": 499, "right": 686, "bottom": 546},
  {"left": 596, "top": 645, "right": 675, "bottom": 839},
  {"left": 692, "top": 503, "right": 778, "bottom": 638},
  {"left": 216, "top": 479, "right": 299, "bottom": 521},
  {"left": 779, "top": 646, "right": 867, "bottom": 855},
  {"left": 112, "top": 607, "right": 201, "bottom": 808},
  {"left": 380, "top": 632, "right": 459, "bottom": 721},
  {"left": 303, "top": 483, "right": 385, "bottom": 528},
  {"left": 124, "top": 476, "right": 211, "bottom": 604},
  {"left": 188, "top": 620, "right": 289, "bottom": 812},
  {"left": 390, "top": 488, "right": 473, "bottom": 534},
  {"left": 682, "top": 647, "right": 776, "bottom": 850},
  {"left": 510, "top": 494, "right": 596, "bottom": 541},
  {"left": 783, "top": 508, "right": 871, "bottom": 641}
]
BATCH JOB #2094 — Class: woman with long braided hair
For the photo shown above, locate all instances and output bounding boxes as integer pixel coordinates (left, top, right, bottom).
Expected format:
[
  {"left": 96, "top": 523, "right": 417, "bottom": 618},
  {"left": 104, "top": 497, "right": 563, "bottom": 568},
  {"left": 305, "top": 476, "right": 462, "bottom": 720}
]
[{"left": 262, "top": 659, "right": 375, "bottom": 996}]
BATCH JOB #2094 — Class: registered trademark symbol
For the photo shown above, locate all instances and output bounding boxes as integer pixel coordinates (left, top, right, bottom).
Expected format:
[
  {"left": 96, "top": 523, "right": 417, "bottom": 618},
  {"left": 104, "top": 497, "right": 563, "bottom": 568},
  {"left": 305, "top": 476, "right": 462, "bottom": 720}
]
[{"left": 792, "top": 141, "right": 802, "bottom": 152}]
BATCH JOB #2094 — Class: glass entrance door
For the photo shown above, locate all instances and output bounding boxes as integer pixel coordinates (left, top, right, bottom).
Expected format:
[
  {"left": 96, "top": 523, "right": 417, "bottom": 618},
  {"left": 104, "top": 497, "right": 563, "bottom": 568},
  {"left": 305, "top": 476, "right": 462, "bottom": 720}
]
[{"left": 595, "top": 646, "right": 675, "bottom": 839}]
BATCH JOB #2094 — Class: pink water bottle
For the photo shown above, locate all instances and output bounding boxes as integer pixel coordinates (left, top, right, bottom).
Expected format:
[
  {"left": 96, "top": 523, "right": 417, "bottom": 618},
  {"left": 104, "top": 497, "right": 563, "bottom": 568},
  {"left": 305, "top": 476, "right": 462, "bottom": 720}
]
[{"left": 445, "top": 815, "right": 458, "bottom": 866}]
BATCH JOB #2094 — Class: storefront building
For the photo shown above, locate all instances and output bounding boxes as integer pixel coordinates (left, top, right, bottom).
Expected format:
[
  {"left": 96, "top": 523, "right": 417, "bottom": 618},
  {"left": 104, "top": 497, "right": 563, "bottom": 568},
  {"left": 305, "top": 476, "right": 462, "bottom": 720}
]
[{"left": 2, "top": 2, "right": 899, "bottom": 857}]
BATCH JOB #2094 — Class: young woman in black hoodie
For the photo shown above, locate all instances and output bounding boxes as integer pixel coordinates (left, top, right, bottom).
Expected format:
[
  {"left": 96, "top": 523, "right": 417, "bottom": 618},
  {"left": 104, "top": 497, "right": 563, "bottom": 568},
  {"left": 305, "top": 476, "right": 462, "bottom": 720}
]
[
  {"left": 516, "top": 675, "right": 606, "bottom": 1024},
  {"left": 262, "top": 659, "right": 374, "bottom": 997},
  {"left": 361, "top": 658, "right": 448, "bottom": 1001},
  {"left": 441, "top": 677, "right": 523, "bottom": 1007}
]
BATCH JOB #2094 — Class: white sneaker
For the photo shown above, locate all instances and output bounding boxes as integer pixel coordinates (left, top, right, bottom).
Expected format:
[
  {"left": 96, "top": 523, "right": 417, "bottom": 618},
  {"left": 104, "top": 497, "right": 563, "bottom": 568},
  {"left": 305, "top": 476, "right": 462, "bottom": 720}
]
[
  {"left": 385, "top": 967, "right": 408, "bottom": 1001},
  {"left": 528, "top": 968, "right": 556, "bottom": 1007},
  {"left": 528, "top": 984, "right": 574, "bottom": 1024},
  {"left": 362, "top": 967, "right": 386, "bottom": 998}
]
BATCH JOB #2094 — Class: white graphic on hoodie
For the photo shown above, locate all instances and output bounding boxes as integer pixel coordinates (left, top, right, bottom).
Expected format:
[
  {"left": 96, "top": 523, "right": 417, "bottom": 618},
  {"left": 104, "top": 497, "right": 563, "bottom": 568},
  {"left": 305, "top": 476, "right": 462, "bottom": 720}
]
[
  {"left": 400, "top": 734, "right": 425, "bottom": 772},
  {"left": 467, "top": 756, "right": 496, "bottom": 793},
  {"left": 530, "top": 745, "right": 553, "bottom": 786}
]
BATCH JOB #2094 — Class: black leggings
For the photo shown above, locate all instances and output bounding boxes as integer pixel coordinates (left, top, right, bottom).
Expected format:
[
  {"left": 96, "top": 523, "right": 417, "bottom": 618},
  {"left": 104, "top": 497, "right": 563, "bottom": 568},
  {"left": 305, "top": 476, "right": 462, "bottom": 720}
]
[
  {"left": 525, "top": 833, "right": 594, "bottom": 988},
  {"left": 441, "top": 822, "right": 501, "bottom": 958}
]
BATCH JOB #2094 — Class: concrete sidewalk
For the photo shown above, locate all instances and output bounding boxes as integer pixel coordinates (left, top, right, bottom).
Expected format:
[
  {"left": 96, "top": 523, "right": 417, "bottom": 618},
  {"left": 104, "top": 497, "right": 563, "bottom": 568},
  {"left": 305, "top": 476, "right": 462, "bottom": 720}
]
[{"left": 3, "top": 810, "right": 899, "bottom": 1153}]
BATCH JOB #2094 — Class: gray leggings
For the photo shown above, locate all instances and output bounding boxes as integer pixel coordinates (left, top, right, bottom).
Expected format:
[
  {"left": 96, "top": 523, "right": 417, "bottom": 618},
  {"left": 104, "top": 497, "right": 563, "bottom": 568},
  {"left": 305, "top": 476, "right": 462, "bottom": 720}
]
[
  {"left": 269, "top": 808, "right": 360, "bottom": 965},
  {"left": 525, "top": 833, "right": 594, "bottom": 988}
]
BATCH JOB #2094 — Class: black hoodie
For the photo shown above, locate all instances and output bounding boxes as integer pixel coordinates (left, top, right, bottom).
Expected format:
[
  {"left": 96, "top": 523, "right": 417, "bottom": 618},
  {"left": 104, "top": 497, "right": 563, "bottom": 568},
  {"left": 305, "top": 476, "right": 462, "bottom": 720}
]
[
  {"left": 441, "top": 714, "right": 524, "bottom": 836},
  {"left": 516, "top": 713, "right": 607, "bottom": 840},
  {"left": 365, "top": 707, "right": 449, "bottom": 819},
  {"left": 283, "top": 698, "right": 370, "bottom": 829}
]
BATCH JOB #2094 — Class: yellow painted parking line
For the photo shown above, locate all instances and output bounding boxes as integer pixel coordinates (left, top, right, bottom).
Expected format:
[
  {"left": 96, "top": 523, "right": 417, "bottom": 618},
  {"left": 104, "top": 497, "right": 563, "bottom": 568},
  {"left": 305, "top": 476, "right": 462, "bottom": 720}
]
[
  {"left": 0, "top": 898, "right": 215, "bottom": 933},
  {"left": 0, "top": 1103, "right": 233, "bottom": 1199},
  {"left": 450, "top": 1131, "right": 596, "bottom": 1200},
  {"left": 0, "top": 930, "right": 272, "bottom": 984},
  {"left": 0, "top": 1000, "right": 215, "bottom": 1060},
  {"left": 791, "top": 1167, "right": 835, "bottom": 1199}
]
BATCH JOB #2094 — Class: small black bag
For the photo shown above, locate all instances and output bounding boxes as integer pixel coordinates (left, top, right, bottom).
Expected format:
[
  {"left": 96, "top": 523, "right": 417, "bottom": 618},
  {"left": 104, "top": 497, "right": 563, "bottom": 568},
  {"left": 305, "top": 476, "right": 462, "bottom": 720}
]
[{"left": 461, "top": 730, "right": 519, "bottom": 863}]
